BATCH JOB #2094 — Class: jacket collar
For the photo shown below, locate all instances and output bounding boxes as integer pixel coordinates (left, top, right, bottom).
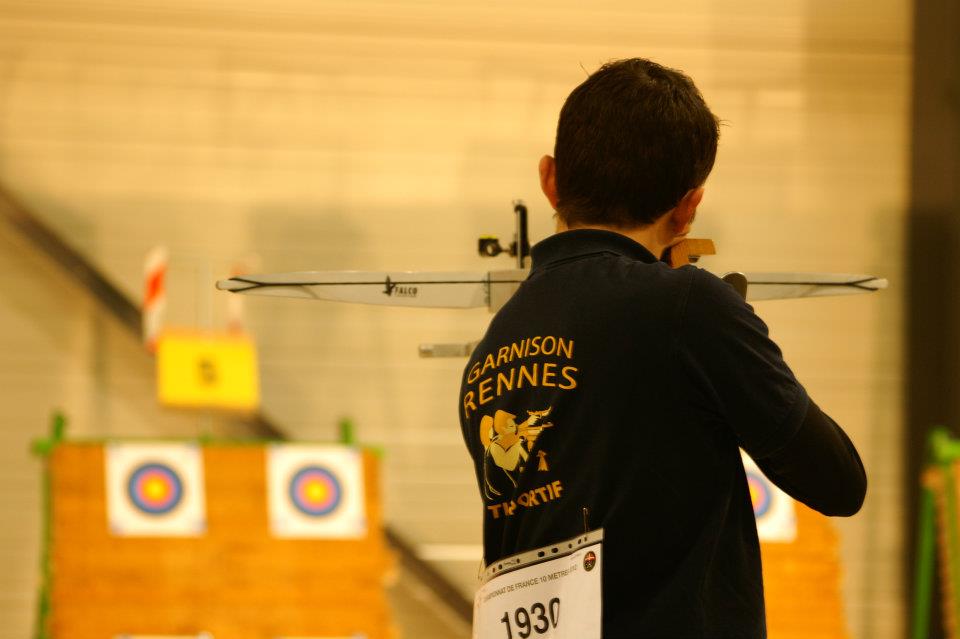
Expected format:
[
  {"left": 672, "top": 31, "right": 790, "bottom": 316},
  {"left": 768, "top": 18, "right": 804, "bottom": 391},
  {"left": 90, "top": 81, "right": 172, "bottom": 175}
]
[{"left": 530, "top": 229, "right": 659, "bottom": 273}]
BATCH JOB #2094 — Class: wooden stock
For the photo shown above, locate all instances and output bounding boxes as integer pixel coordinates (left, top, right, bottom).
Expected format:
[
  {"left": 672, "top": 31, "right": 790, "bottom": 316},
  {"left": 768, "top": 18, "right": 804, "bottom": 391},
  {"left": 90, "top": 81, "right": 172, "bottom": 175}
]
[{"left": 665, "top": 238, "right": 716, "bottom": 268}]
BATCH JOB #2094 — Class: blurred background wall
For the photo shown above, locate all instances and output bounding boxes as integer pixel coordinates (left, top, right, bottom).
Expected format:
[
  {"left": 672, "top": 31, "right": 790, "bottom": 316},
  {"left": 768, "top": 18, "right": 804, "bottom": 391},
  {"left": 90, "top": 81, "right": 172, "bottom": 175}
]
[{"left": 0, "top": 1, "right": 909, "bottom": 638}]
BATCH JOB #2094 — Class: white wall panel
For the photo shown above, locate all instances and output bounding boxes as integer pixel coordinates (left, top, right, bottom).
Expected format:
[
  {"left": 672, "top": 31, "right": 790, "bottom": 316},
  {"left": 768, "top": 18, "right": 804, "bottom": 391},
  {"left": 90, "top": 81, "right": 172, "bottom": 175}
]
[{"left": 0, "top": 1, "right": 910, "bottom": 637}]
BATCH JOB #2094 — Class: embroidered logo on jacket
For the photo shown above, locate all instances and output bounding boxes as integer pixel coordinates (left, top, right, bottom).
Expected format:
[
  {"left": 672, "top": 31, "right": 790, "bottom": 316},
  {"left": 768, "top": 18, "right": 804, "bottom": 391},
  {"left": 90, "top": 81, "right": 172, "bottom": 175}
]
[
  {"left": 480, "top": 407, "right": 553, "bottom": 501},
  {"left": 462, "top": 335, "right": 581, "bottom": 520}
]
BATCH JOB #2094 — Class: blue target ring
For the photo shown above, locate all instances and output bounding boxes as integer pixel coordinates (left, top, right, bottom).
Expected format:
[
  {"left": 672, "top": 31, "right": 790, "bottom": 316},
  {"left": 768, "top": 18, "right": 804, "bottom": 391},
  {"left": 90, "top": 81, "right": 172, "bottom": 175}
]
[
  {"left": 126, "top": 462, "right": 184, "bottom": 515},
  {"left": 288, "top": 466, "right": 342, "bottom": 517},
  {"left": 746, "top": 472, "right": 772, "bottom": 518}
]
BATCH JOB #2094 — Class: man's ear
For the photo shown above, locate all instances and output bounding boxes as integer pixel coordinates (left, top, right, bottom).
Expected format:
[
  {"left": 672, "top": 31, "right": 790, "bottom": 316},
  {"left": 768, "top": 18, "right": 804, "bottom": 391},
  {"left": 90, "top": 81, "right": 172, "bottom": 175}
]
[
  {"left": 672, "top": 187, "right": 704, "bottom": 235},
  {"left": 539, "top": 155, "right": 559, "bottom": 210}
]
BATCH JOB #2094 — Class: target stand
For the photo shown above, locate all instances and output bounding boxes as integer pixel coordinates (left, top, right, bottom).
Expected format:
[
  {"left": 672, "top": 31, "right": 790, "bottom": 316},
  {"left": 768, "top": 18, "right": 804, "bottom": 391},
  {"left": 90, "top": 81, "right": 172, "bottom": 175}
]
[
  {"left": 739, "top": 451, "right": 851, "bottom": 638},
  {"left": 32, "top": 414, "right": 395, "bottom": 639},
  {"left": 912, "top": 427, "right": 960, "bottom": 639},
  {"left": 759, "top": 503, "right": 852, "bottom": 639}
]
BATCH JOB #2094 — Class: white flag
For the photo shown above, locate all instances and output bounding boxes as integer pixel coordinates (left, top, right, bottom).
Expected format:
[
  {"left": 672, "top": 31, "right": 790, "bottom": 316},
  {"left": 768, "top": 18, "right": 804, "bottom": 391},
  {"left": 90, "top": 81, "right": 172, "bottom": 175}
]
[
  {"left": 142, "top": 246, "right": 168, "bottom": 353},
  {"left": 741, "top": 450, "right": 797, "bottom": 543},
  {"left": 267, "top": 445, "right": 367, "bottom": 539},
  {"left": 105, "top": 443, "right": 206, "bottom": 537}
]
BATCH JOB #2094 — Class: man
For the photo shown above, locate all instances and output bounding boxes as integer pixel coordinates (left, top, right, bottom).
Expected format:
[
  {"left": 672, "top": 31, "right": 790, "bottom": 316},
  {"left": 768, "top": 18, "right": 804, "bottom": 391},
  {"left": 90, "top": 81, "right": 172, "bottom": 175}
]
[{"left": 458, "top": 58, "right": 866, "bottom": 638}]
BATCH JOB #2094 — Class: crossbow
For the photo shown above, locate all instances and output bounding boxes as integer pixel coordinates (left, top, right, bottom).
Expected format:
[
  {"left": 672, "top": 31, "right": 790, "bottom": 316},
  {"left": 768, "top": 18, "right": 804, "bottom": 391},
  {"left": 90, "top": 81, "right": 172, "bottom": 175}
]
[{"left": 217, "top": 202, "right": 887, "bottom": 357}]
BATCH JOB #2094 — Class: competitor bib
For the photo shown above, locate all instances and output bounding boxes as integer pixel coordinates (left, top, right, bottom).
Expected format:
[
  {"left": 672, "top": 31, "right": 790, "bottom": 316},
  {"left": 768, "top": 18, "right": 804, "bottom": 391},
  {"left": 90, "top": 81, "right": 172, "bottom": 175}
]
[{"left": 473, "top": 530, "right": 603, "bottom": 639}]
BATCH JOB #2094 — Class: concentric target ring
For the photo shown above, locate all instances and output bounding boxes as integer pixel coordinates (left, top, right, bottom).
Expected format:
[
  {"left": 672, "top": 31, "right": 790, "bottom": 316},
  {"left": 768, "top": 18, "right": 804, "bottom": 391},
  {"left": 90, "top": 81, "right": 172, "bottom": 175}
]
[
  {"left": 746, "top": 472, "right": 772, "bottom": 518},
  {"left": 126, "top": 462, "right": 184, "bottom": 515},
  {"left": 288, "top": 466, "right": 342, "bottom": 517}
]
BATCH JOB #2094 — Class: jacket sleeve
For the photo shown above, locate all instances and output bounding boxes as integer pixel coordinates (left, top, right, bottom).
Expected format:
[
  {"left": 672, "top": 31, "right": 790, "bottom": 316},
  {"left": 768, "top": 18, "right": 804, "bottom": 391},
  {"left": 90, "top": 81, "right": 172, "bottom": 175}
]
[
  {"left": 753, "top": 399, "right": 866, "bottom": 516},
  {"left": 678, "top": 268, "right": 866, "bottom": 516}
]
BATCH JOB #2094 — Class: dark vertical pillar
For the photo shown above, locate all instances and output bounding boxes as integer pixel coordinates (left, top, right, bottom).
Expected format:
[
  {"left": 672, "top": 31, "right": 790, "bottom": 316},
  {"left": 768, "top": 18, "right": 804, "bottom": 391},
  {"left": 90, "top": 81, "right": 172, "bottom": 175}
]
[{"left": 907, "top": 0, "right": 960, "bottom": 636}]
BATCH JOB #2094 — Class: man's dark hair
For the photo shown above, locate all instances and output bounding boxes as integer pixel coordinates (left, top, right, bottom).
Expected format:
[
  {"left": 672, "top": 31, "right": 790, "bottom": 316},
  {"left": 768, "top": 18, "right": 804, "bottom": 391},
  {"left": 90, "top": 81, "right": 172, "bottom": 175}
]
[{"left": 554, "top": 58, "right": 719, "bottom": 228}]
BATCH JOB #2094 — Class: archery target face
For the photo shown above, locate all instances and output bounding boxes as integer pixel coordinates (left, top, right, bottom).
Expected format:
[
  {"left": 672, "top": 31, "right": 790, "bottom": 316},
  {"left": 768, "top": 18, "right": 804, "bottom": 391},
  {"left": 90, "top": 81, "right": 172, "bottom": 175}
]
[
  {"left": 746, "top": 472, "right": 772, "bottom": 518},
  {"left": 105, "top": 443, "right": 206, "bottom": 537},
  {"left": 127, "top": 463, "right": 183, "bottom": 515},
  {"left": 267, "top": 445, "right": 367, "bottom": 538},
  {"left": 741, "top": 450, "right": 796, "bottom": 543},
  {"left": 289, "top": 466, "right": 342, "bottom": 516}
]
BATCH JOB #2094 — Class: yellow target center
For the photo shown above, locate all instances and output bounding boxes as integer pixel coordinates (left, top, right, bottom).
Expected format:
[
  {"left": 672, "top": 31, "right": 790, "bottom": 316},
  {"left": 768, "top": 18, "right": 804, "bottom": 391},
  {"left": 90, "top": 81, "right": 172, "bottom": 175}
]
[
  {"left": 145, "top": 477, "right": 168, "bottom": 501},
  {"left": 305, "top": 480, "right": 328, "bottom": 502},
  {"left": 748, "top": 483, "right": 760, "bottom": 508}
]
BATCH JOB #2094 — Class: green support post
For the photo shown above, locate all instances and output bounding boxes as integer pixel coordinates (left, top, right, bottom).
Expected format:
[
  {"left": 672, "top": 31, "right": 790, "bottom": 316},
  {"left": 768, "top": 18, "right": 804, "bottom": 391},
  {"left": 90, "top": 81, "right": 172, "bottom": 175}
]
[
  {"left": 31, "top": 411, "right": 66, "bottom": 639},
  {"left": 338, "top": 417, "right": 356, "bottom": 446},
  {"left": 913, "top": 481, "right": 936, "bottom": 639}
]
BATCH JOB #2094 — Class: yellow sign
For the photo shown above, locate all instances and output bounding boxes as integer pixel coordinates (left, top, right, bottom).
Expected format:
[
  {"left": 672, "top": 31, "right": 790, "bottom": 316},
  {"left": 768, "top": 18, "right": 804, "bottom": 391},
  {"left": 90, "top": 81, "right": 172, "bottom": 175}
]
[{"left": 157, "top": 331, "right": 260, "bottom": 411}]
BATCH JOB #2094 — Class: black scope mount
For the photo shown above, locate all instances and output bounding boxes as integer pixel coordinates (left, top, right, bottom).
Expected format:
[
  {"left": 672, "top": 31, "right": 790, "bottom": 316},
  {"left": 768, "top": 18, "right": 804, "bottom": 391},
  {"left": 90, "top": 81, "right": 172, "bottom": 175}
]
[{"left": 477, "top": 201, "right": 531, "bottom": 269}]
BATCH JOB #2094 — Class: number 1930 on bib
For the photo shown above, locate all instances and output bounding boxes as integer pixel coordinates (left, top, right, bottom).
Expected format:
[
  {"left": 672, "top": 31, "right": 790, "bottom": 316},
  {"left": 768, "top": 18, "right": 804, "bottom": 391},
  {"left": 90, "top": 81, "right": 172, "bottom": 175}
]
[{"left": 473, "top": 530, "right": 603, "bottom": 639}]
